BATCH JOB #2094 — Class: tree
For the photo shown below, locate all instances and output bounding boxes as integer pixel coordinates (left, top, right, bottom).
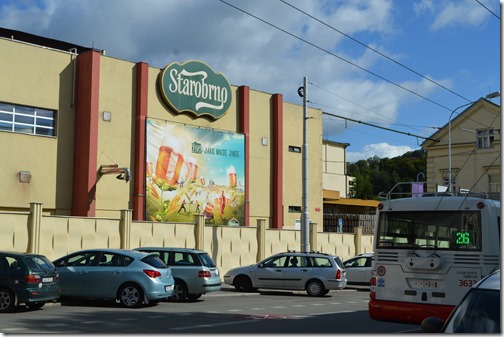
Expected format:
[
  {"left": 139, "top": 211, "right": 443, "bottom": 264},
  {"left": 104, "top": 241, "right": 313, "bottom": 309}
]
[{"left": 347, "top": 149, "right": 426, "bottom": 199}]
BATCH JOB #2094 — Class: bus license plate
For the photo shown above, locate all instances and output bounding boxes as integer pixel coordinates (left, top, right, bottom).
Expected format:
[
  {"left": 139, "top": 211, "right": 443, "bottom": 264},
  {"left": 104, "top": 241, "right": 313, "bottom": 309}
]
[{"left": 413, "top": 279, "right": 439, "bottom": 288}]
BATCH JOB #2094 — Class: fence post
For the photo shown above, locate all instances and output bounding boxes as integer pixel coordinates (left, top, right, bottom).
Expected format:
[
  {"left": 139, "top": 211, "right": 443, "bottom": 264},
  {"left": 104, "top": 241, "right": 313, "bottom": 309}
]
[
  {"left": 120, "top": 209, "right": 132, "bottom": 249},
  {"left": 195, "top": 214, "right": 205, "bottom": 250},
  {"left": 28, "top": 202, "right": 43, "bottom": 253},
  {"left": 309, "top": 222, "right": 318, "bottom": 252},
  {"left": 257, "top": 219, "right": 266, "bottom": 262},
  {"left": 354, "top": 226, "right": 363, "bottom": 255}
]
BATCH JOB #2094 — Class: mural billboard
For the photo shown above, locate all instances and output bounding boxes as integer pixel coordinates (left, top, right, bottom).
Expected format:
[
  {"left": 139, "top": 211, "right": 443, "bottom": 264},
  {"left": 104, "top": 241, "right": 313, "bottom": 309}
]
[{"left": 146, "top": 119, "right": 245, "bottom": 226}]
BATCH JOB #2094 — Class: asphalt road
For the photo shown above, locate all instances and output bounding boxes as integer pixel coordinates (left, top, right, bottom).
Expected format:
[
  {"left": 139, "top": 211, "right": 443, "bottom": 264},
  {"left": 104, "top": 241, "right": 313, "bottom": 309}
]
[{"left": 0, "top": 285, "right": 422, "bottom": 334}]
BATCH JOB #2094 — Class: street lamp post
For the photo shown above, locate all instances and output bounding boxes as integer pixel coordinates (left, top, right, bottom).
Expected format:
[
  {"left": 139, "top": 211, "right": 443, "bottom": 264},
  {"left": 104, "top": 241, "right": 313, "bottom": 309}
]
[{"left": 447, "top": 91, "right": 500, "bottom": 192}]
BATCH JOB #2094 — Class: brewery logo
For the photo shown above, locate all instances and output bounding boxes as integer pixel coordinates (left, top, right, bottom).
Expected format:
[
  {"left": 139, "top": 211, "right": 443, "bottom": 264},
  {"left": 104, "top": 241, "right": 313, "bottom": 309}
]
[{"left": 159, "top": 60, "right": 232, "bottom": 120}]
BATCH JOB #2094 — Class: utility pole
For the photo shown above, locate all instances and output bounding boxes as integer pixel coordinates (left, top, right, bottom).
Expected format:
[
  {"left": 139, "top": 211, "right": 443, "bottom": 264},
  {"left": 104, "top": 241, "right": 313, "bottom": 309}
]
[{"left": 299, "top": 77, "right": 310, "bottom": 253}]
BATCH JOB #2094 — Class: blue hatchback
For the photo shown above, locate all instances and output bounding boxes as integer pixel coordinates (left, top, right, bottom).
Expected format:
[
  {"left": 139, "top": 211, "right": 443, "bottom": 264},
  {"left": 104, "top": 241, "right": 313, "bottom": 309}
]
[{"left": 53, "top": 249, "right": 174, "bottom": 308}]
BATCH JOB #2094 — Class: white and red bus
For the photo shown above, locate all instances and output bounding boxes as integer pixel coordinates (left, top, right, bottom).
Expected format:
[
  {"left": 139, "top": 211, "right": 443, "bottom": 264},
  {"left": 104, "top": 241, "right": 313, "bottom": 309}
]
[{"left": 368, "top": 186, "right": 500, "bottom": 325}]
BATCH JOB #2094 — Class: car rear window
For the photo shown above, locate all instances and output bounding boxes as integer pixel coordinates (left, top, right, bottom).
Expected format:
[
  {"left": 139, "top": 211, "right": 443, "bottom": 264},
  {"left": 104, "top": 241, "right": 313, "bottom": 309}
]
[
  {"left": 27, "top": 256, "right": 56, "bottom": 272},
  {"left": 198, "top": 253, "right": 216, "bottom": 268},
  {"left": 141, "top": 254, "right": 168, "bottom": 269},
  {"left": 333, "top": 257, "right": 344, "bottom": 269}
]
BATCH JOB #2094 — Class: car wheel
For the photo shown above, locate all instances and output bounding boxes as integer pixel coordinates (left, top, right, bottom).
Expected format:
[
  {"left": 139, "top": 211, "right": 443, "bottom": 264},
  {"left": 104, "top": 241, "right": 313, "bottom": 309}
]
[
  {"left": 187, "top": 293, "right": 202, "bottom": 301},
  {"left": 26, "top": 302, "right": 45, "bottom": 310},
  {"left": 306, "top": 280, "right": 326, "bottom": 297},
  {"left": 118, "top": 284, "right": 144, "bottom": 308},
  {"left": 0, "top": 288, "right": 14, "bottom": 313},
  {"left": 169, "top": 281, "right": 188, "bottom": 302},
  {"left": 234, "top": 275, "right": 253, "bottom": 292}
]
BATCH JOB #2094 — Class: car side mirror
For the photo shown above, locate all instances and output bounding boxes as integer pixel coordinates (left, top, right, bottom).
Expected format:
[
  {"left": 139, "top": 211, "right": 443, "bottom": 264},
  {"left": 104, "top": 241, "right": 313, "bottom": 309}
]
[
  {"left": 421, "top": 317, "right": 444, "bottom": 333},
  {"left": 259, "top": 263, "right": 264, "bottom": 268}
]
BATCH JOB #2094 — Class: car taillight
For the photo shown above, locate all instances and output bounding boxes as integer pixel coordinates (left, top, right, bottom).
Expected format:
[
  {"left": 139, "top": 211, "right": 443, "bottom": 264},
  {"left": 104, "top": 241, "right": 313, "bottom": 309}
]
[
  {"left": 336, "top": 269, "right": 341, "bottom": 280},
  {"left": 24, "top": 274, "right": 41, "bottom": 283},
  {"left": 56, "top": 274, "right": 60, "bottom": 283},
  {"left": 198, "top": 270, "right": 211, "bottom": 278},
  {"left": 143, "top": 269, "right": 161, "bottom": 278}
]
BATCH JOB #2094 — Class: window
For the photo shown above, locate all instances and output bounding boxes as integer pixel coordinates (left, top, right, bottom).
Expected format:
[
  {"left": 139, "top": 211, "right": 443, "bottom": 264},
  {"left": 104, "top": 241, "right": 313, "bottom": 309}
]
[
  {"left": 376, "top": 211, "right": 482, "bottom": 251},
  {"left": 477, "top": 129, "right": 494, "bottom": 149},
  {"left": 288, "top": 206, "right": 301, "bottom": 212},
  {"left": 289, "top": 145, "right": 301, "bottom": 153},
  {"left": 488, "top": 174, "right": 500, "bottom": 195},
  {"left": 0, "top": 102, "right": 55, "bottom": 136}
]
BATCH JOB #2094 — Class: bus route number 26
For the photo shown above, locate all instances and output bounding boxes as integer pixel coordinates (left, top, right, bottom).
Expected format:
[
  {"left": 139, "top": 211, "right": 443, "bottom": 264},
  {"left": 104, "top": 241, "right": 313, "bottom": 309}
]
[{"left": 458, "top": 279, "right": 478, "bottom": 287}]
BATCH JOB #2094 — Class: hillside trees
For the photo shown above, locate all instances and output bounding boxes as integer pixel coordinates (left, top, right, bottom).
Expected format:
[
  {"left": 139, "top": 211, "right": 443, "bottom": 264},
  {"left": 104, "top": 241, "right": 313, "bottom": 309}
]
[{"left": 347, "top": 149, "right": 426, "bottom": 199}]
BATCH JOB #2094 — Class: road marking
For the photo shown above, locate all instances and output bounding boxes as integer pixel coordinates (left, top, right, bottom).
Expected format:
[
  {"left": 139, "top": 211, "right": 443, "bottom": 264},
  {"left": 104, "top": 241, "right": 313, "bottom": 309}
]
[
  {"left": 44, "top": 323, "right": 68, "bottom": 327},
  {"left": 82, "top": 321, "right": 103, "bottom": 324},
  {"left": 227, "top": 309, "right": 243, "bottom": 312},
  {"left": 2, "top": 328, "right": 24, "bottom": 332},
  {"left": 116, "top": 318, "right": 136, "bottom": 321}
]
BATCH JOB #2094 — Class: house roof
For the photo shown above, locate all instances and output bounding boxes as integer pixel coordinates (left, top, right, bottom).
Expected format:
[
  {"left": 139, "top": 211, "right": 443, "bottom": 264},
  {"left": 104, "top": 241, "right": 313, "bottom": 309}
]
[{"left": 421, "top": 98, "right": 500, "bottom": 149}]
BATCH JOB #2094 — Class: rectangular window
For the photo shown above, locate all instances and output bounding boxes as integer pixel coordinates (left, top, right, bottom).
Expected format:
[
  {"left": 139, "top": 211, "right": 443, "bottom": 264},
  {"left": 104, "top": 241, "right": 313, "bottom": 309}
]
[
  {"left": 288, "top": 206, "right": 301, "bottom": 212},
  {"left": 477, "top": 129, "right": 493, "bottom": 149},
  {"left": 0, "top": 102, "right": 55, "bottom": 136},
  {"left": 289, "top": 145, "right": 301, "bottom": 153},
  {"left": 488, "top": 174, "right": 500, "bottom": 194}
]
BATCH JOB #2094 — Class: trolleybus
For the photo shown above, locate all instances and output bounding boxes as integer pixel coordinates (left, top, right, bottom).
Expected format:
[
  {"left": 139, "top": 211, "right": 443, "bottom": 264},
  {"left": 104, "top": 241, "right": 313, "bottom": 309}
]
[{"left": 368, "top": 183, "right": 500, "bottom": 325}]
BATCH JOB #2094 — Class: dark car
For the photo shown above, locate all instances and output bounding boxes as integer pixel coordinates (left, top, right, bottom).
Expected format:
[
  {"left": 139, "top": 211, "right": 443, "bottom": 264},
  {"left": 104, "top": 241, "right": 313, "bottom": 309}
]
[
  {"left": 0, "top": 251, "right": 60, "bottom": 312},
  {"left": 135, "top": 247, "right": 221, "bottom": 302},
  {"left": 421, "top": 269, "right": 500, "bottom": 333}
]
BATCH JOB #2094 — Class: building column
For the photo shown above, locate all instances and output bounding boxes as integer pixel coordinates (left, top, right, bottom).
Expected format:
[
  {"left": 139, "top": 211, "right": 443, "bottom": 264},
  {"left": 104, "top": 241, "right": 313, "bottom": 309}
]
[
  {"left": 238, "top": 86, "right": 250, "bottom": 227},
  {"left": 272, "top": 94, "right": 283, "bottom": 228},
  {"left": 133, "top": 62, "right": 149, "bottom": 220},
  {"left": 71, "top": 50, "right": 100, "bottom": 217}
]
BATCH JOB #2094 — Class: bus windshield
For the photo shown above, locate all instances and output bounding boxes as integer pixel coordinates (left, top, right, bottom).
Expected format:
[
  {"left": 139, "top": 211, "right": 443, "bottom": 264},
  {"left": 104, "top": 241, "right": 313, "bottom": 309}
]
[{"left": 376, "top": 210, "right": 482, "bottom": 251}]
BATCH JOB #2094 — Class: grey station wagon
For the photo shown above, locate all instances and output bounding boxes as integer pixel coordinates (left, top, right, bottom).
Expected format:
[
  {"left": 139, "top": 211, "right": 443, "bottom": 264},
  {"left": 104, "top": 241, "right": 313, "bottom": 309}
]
[
  {"left": 135, "top": 247, "right": 221, "bottom": 302},
  {"left": 224, "top": 251, "right": 347, "bottom": 296}
]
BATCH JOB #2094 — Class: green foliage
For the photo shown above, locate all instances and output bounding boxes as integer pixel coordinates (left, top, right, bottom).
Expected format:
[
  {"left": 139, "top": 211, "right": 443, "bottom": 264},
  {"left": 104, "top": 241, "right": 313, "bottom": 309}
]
[{"left": 347, "top": 149, "right": 426, "bottom": 199}]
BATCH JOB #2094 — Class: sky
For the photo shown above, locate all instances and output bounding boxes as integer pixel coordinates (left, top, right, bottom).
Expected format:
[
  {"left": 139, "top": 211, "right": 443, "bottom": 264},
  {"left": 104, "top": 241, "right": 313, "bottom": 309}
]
[{"left": 0, "top": 0, "right": 500, "bottom": 162}]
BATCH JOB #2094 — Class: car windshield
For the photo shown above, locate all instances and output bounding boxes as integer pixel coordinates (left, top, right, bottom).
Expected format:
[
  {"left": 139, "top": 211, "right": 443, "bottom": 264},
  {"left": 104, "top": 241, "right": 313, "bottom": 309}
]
[
  {"left": 443, "top": 289, "right": 500, "bottom": 333},
  {"left": 198, "top": 253, "right": 216, "bottom": 267},
  {"left": 141, "top": 254, "right": 168, "bottom": 269},
  {"left": 27, "top": 256, "right": 56, "bottom": 271}
]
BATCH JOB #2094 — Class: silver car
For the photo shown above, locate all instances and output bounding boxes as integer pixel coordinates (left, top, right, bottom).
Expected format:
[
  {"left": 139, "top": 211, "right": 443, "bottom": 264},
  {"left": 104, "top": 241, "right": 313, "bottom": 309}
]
[
  {"left": 223, "top": 251, "right": 347, "bottom": 296},
  {"left": 343, "top": 253, "right": 373, "bottom": 286},
  {"left": 135, "top": 247, "right": 221, "bottom": 302},
  {"left": 53, "top": 249, "right": 174, "bottom": 308}
]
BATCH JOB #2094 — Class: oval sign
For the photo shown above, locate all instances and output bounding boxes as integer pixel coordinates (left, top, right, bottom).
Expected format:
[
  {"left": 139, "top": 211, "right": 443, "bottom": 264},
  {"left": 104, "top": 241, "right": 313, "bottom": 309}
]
[{"left": 159, "top": 60, "right": 232, "bottom": 120}]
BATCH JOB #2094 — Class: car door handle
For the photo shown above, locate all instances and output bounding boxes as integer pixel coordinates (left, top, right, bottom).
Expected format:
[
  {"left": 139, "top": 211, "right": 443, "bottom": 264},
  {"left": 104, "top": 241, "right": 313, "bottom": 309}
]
[
  {"left": 114, "top": 271, "right": 122, "bottom": 274},
  {"left": 300, "top": 269, "right": 309, "bottom": 272},
  {"left": 80, "top": 271, "right": 88, "bottom": 274},
  {"left": 275, "top": 269, "right": 282, "bottom": 272}
]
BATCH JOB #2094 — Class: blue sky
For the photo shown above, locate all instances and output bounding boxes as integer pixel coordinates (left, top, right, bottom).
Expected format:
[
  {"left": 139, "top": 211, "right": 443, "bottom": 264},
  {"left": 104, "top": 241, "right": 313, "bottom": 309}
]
[{"left": 0, "top": 0, "right": 500, "bottom": 162}]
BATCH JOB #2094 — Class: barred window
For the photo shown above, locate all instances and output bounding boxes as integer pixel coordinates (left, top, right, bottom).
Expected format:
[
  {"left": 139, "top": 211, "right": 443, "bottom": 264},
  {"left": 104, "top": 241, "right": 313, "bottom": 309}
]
[{"left": 0, "top": 102, "right": 55, "bottom": 136}]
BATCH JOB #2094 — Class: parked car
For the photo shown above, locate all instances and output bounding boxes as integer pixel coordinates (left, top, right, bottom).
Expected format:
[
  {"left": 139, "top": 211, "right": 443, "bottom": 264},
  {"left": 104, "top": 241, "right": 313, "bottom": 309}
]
[
  {"left": 134, "top": 247, "right": 221, "bottom": 302},
  {"left": 52, "top": 249, "right": 174, "bottom": 308},
  {"left": 0, "top": 251, "right": 60, "bottom": 313},
  {"left": 223, "top": 251, "right": 347, "bottom": 296},
  {"left": 421, "top": 269, "right": 500, "bottom": 333},
  {"left": 342, "top": 253, "right": 373, "bottom": 286}
]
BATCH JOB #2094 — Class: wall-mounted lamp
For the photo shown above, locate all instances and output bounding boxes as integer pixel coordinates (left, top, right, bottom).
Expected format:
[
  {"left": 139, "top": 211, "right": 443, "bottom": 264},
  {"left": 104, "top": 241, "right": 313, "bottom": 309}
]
[
  {"left": 261, "top": 137, "right": 268, "bottom": 146},
  {"left": 103, "top": 111, "right": 112, "bottom": 122},
  {"left": 19, "top": 171, "right": 31, "bottom": 183},
  {"left": 99, "top": 164, "right": 131, "bottom": 183}
]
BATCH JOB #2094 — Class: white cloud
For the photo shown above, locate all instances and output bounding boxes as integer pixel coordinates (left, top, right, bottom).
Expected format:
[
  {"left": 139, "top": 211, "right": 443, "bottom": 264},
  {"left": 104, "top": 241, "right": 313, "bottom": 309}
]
[{"left": 346, "top": 142, "right": 414, "bottom": 163}]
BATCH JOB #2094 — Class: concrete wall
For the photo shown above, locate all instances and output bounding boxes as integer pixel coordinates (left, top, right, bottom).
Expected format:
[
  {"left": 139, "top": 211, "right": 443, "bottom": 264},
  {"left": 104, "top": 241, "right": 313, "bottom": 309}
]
[{"left": 0, "top": 203, "right": 373, "bottom": 276}]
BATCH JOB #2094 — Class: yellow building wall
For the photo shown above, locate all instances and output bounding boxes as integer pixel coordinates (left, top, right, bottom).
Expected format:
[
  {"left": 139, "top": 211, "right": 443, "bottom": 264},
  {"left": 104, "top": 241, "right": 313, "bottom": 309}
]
[{"left": 0, "top": 38, "right": 75, "bottom": 212}]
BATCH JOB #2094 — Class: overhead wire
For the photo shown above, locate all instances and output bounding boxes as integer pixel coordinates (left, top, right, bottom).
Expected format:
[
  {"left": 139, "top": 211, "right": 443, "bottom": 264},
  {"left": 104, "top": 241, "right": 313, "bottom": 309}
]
[
  {"left": 279, "top": 0, "right": 472, "bottom": 103},
  {"left": 217, "top": 0, "right": 453, "bottom": 111},
  {"left": 473, "top": 0, "right": 500, "bottom": 19}
]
